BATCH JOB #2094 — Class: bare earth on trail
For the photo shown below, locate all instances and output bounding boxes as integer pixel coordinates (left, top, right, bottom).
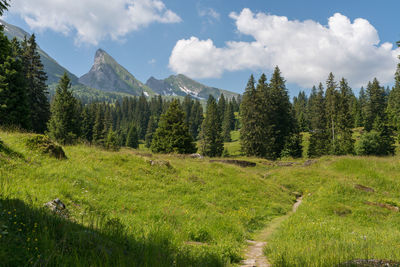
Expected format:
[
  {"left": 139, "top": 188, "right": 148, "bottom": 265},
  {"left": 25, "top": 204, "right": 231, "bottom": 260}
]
[{"left": 240, "top": 197, "right": 303, "bottom": 267}]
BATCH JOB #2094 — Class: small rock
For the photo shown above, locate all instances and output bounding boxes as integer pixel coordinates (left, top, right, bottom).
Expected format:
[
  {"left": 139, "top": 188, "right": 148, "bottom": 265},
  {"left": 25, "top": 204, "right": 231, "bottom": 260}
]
[
  {"left": 149, "top": 160, "right": 172, "bottom": 168},
  {"left": 44, "top": 198, "right": 69, "bottom": 218},
  {"left": 189, "top": 153, "right": 204, "bottom": 159},
  {"left": 303, "top": 160, "right": 317, "bottom": 167},
  {"left": 355, "top": 184, "right": 375, "bottom": 193}
]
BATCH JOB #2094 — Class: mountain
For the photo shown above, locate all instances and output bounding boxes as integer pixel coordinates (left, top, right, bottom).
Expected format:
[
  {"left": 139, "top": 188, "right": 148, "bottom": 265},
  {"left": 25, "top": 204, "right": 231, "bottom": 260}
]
[
  {"left": 146, "top": 74, "right": 238, "bottom": 100},
  {"left": 79, "top": 49, "right": 153, "bottom": 96},
  {"left": 0, "top": 19, "right": 79, "bottom": 85}
]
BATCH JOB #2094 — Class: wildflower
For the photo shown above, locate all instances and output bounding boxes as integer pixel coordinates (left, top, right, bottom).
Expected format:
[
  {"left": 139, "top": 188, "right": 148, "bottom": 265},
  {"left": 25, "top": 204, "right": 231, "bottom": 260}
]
[
  {"left": 27, "top": 237, "right": 30, "bottom": 242},
  {"left": 34, "top": 238, "right": 38, "bottom": 242}
]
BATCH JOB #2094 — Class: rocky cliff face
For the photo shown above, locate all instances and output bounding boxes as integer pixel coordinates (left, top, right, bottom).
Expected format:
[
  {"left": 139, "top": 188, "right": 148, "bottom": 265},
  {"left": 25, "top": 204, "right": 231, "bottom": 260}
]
[{"left": 79, "top": 49, "right": 153, "bottom": 96}]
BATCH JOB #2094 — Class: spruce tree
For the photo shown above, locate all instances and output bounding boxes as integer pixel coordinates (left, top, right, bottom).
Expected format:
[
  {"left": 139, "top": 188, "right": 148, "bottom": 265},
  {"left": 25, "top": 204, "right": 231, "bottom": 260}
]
[
  {"left": 217, "top": 93, "right": 226, "bottom": 125},
  {"left": 335, "top": 78, "right": 355, "bottom": 155},
  {"left": 0, "top": 36, "right": 30, "bottom": 129},
  {"left": 364, "top": 78, "right": 386, "bottom": 132},
  {"left": 293, "top": 91, "right": 309, "bottom": 132},
  {"left": 200, "top": 95, "right": 224, "bottom": 157},
  {"left": 0, "top": 0, "right": 8, "bottom": 15},
  {"left": 92, "top": 104, "right": 105, "bottom": 145},
  {"left": 308, "top": 83, "right": 329, "bottom": 157},
  {"left": 81, "top": 106, "right": 94, "bottom": 143},
  {"left": 126, "top": 124, "right": 139, "bottom": 149},
  {"left": 22, "top": 34, "right": 50, "bottom": 133},
  {"left": 189, "top": 101, "right": 204, "bottom": 140},
  {"left": 240, "top": 74, "right": 267, "bottom": 157},
  {"left": 325, "top": 73, "right": 340, "bottom": 153},
  {"left": 105, "top": 129, "right": 120, "bottom": 151},
  {"left": 387, "top": 57, "right": 400, "bottom": 134},
  {"left": 145, "top": 116, "right": 157, "bottom": 148},
  {"left": 222, "top": 102, "right": 235, "bottom": 142},
  {"left": 151, "top": 99, "right": 196, "bottom": 154},
  {"left": 47, "top": 73, "right": 81, "bottom": 145}
]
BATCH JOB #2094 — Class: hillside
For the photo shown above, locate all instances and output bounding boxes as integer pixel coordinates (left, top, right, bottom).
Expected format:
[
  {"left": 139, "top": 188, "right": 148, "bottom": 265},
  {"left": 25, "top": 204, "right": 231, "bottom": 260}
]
[
  {"left": 79, "top": 49, "right": 154, "bottom": 96},
  {"left": 0, "top": 19, "right": 79, "bottom": 85},
  {"left": 1, "top": 130, "right": 400, "bottom": 266},
  {"left": 146, "top": 74, "right": 238, "bottom": 100}
]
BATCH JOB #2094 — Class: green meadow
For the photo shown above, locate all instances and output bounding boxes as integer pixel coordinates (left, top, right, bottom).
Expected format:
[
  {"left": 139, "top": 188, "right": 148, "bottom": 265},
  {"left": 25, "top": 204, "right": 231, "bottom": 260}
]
[{"left": 1, "top": 129, "right": 400, "bottom": 266}]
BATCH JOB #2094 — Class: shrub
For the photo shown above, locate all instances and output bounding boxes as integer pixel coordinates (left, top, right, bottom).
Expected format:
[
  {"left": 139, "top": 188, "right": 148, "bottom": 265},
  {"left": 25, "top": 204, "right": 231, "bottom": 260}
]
[
  {"left": 355, "top": 130, "right": 395, "bottom": 156},
  {"left": 25, "top": 135, "right": 67, "bottom": 159}
]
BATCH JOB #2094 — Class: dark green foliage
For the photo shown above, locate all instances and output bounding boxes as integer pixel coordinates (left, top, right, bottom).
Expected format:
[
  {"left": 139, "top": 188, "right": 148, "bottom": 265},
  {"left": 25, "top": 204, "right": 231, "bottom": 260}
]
[
  {"left": 47, "top": 73, "right": 81, "bottom": 145},
  {"left": 22, "top": 34, "right": 50, "bottom": 133},
  {"left": 0, "top": 0, "right": 8, "bottom": 16},
  {"left": 105, "top": 129, "right": 120, "bottom": 151},
  {"left": 308, "top": 84, "right": 329, "bottom": 157},
  {"left": 387, "top": 62, "right": 400, "bottom": 134},
  {"left": 217, "top": 93, "right": 226, "bottom": 124},
  {"left": 126, "top": 124, "right": 139, "bottom": 149},
  {"left": 189, "top": 101, "right": 204, "bottom": 140},
  {"left": 281, "top": 132, "right": 303, "bottom": 158},
  {"left": 145, "top": 116, "right": 157, "bottom": 148},
  {"left": 240, "top": 75, "right": 267, "bottom": 157},
  {"left": 151, "top": 100, "right": 196, "bottom": 154},
  {"left": 200, "top": 95, "right": 224, "bottom": 157},
  {"left": 222, "top": 102, "right": 235, "bottom": 142},
  {"left": 81, "top": 106, "right": 94, "bottom": 143},
  {"left": 0, "top": 35, "right": 30, "bottom": 129},
  {"left": 92, "top": 104, "right": 105, "bottom": 146},
  {"left": 325, "top": 73, "right": 340, "bottom": 153},
  {"left": 355, "top": 129, "right": 395, "bottom": 156},
  {"left": 364, "top": 78, "right": 386, "bottom": 132},
  {"left": 335, "top": 78, "right": 355, "bottom": 155},
  {"left": 136, "top": 93, "right": 150, "bottom": 139},
  {"left": 293, "top": 91, "right": 309, "bottom": 132},
  {"left": 25, "top": 135, "right": 66, "bottom": 159}
]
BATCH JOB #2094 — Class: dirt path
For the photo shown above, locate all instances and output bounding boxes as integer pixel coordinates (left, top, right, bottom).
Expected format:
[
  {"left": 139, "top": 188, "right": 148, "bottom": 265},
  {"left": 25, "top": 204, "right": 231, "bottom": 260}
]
[{"left": 240, "top": 196, "right": 303, "bottom": 267}]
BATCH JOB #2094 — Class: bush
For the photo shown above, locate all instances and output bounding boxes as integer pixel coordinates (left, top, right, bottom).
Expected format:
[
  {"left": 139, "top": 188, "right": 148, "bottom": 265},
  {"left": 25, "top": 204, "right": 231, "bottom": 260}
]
[
  {"left": 25, "top": 135, "right": 67, "bottom": 159},
  {"left": 355, "top": 130, "right": 395, "bottom": 156}
]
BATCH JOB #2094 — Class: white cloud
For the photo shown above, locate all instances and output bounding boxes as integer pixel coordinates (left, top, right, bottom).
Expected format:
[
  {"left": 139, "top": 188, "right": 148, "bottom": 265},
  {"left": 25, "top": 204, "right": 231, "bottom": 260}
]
[
  {"left": 9, "top": 0, "right": 181, "bottom": 45},
  {"left": 199, "top": 7, "right": 220, "bottom": 22},
  {"left": 169, "top": 8, "right": 400, "bottom": 88}
]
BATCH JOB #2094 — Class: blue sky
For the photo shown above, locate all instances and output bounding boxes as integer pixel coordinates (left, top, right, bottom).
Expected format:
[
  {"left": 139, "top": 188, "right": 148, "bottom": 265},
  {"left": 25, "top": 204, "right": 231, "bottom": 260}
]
[{"left": 3, "top": 0, "right": 400, "bottom": 96}]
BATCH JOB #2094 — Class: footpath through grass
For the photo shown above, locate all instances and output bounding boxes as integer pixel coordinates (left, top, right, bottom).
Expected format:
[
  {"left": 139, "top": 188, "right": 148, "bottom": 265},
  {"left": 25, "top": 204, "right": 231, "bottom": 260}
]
[
  {"left": 0, "top": 130, "right": 296, "bottom": 266},
  {"left": 265, "top": 157, "right": 400, "bottom": 266}
]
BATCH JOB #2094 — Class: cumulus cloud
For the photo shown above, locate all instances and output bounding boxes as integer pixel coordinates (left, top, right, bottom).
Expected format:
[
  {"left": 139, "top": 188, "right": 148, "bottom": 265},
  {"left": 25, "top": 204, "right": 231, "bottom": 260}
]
[
  {"left": 169, "top": 8, "right": 400, "bottom": 88},
  {"left": 9, "top": 0, "right": 181, "bottom": 45}
]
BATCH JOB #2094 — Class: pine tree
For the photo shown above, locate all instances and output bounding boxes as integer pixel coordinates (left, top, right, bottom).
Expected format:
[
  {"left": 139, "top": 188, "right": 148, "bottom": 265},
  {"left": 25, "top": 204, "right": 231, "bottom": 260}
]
[
  {"left": 151, "top": 99, "right": 196, "bottom": 154},
  {"left": 0, "top": 0, "right": 9, "bottom": 16},
  {"left": 92, "top": 104, "right": 105, "bottom": 145},
  {"left": 308, "top": 83, "right": 329, "bottom": 157},
  {"left": 217, "top": 93, "right": 226, "bottom": 125},
  {"left": 189, "top": 101, "right": 203, "bottom": 140},
  {"left": 240, "top": 74, "right": 268, "bottom": 157},
  {"left": 0, "top": 36, "right": 30, "bottom": 129},
  {"left": 200, "top": 95, "right": 224, "bottom": 157},
  {"left": 325, "top": 73, "right": 340, "bottom": 153},
  {"left": 126, "top": 124, "right": 139, "bottom": 149},
  {"left": 105, "top": 129, "right": 120, "bottom": 151},
  {"left": 47, "top": 73, "right": 81, "bottom": 145},
  {"left": 387, "top": 58, "right": 400, "bottom": 134},
  {"left": 293, "top": 91, "right": 309, "bottom": 132},
  {"left": 222, "top": 102, "right": 235, "bottom": 142},
  {"left": 364, "top": 78, "right": 386, "bottom": 132},
  {"left": 22, "top": 34, "right": 50, "bottom": 133},
  {"left": 335, "top": 78, "right": 355, "bottom": 155},
  {"left": 145, "top": 116, "right": 157, "bottom": 148},
  {"left": 81, "top": 106, "right": 94, "bottom": 143}
]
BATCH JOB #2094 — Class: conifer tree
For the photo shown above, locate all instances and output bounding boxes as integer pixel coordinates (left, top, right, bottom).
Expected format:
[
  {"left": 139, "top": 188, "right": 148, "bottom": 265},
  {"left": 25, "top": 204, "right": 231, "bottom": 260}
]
[
  {"left": 145, "top": 116, "right": 157, "bottom": 148},
  {"left": 105, "top": 129, "right": 120, "bottom": 151},
  {"left": 151, "top": 99, "right": 196, "bottom": 154},
  {"left": 0, "top": 36, "right": 30, "bottom": 129},
  {"left": 387, "top": 52, "right": 400, "bottom": 134},
  {"left": 22, "top": 34, "right": 50, "bottom": 133},
  {"left": 222, "top": 102, "right": 235, "bottom": 142},
  {"left": 200, "top": 95, "right": 224, "bottom": 157},
  {"left": 126, "top": 124, "right": 139, "bottom": 149},
  {"left": 92, "top": 104, "right": 105, "bottom": 145},
  {"left": 364, "top": 78, "right": 386, "bottom": 131},
  {"left": 308, "top": 83, "right": 329, "bottom": 157},
  {"left": 47, "top": 73, "right": 81, "bottom": 145},
  {"left": 240, "top": 74, "right": 268, "bottom": 157},
  {"left": 325, "top": 73, "right": 340, "bottom": 153},
  {"left": 293, "top": 91, "right": 309, "bottom": 132},
  {"left": 335, "top": 78, "right": 355, "bottom": 155},
  {"left": 217, "top": 93, "right": 226, "bottom": 125},
  {"left": 0, "top": 0, "right": 8, "bottom": 16},
  {"left": 189, "top": 101, "right": 204, "bottom": 140},
  {"left": 81, "top": 106, "right": 94, "bottom": 143}
]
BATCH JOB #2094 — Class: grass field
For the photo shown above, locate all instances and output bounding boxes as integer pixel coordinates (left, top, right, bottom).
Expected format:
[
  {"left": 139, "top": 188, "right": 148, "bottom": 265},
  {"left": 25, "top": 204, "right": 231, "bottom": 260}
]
[{"left": 1, "top": 130, "right": 400, "bottom": 266}]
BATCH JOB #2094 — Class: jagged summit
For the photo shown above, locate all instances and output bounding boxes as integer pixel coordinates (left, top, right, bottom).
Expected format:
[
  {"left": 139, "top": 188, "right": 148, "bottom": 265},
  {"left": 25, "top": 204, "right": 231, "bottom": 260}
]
[{"left": 79, "top": 49, "right": 153, "bottom": 96}]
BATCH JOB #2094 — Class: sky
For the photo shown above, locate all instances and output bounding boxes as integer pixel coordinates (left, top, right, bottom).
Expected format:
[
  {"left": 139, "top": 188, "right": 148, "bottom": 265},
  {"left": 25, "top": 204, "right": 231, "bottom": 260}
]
[{"left": 2, "top": 0, "right": 400, "bottom": 96}]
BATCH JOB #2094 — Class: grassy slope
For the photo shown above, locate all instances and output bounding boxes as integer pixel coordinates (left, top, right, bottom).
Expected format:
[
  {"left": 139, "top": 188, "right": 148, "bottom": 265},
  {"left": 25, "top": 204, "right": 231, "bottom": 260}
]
[
  {"left": 0, "top": 130, "right": 295, "bottom": 266},
  {"left": 2, "top": 130, "right": 400, "bottom": 266},
  {"left": 265, "top": 157, "right": 400, "bottom": 266}
]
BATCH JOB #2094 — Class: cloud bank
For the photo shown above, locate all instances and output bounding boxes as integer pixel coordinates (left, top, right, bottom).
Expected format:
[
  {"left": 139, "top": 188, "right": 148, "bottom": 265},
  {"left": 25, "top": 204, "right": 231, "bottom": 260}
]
[
  {"left": 10, "top": 0, "right": 181, "bottom": 45},
  {"left": 169, "top": 8, "right": 400, "bottom": 88}
]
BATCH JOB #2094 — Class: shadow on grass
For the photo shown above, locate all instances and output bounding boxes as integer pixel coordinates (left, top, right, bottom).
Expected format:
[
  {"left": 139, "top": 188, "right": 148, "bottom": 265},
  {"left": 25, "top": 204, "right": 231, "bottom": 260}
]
[
  {"left": 0, "top": 139, "right": 24, "bottom": 160},
  {"left": 0, "top": 197, "right": 225, "bottom": 267}
]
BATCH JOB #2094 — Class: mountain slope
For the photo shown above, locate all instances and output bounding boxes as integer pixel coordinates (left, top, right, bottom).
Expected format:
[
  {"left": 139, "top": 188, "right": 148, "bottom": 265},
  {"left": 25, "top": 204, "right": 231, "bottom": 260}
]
[
  {"left": 79, "top": 49, "right": 153, "bottom": 96},
  {"left": 0, "top": 19, "right": 79, "bottom": 85},
  {"left": 146, "top": 74, "right": 238, "bottom": 100}
]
